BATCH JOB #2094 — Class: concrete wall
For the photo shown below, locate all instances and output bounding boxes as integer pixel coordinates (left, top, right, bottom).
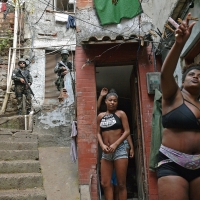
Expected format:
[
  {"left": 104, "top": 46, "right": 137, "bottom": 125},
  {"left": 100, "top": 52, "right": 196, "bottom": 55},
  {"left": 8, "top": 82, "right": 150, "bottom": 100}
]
[
  {"left": 23, "top": 0, "right": 76, "bottom": 146},
  {"left": 141, "top": 0, "right": 178, "bottom": 44},
  {"left": 0, "top": 0, "right": 76, "bottom": 146}
]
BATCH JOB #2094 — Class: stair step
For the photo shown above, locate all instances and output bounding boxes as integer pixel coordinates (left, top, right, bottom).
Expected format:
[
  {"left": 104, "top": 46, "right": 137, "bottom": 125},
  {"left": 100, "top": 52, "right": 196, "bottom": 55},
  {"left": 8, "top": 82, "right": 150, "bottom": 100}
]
[
  {"left": 0, "top": 160, "right": 41, "bottom": 173},
  {"left": 0, "top": 150, "right": 39, "bottom": 161},
  {"left": 0, "top": 188, "right": 46, "bottom": 200},
  {"left": 0, "top": 141, "right": 38, "bottom": 150},
  {"left": 0, "top": 130, "right": 37, "bottom": 143},
  {"left": 0, "top": 173, "right": 44, "bottom": 190}
]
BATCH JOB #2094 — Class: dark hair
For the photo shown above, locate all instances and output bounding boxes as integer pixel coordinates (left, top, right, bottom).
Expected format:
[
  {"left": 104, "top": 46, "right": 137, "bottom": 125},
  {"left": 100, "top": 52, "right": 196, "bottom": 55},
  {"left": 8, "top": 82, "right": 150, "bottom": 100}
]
[
  {"left": 182, "top": 63, "right": 200, "bottom": 82},
  {"left": 106, "top": 89, "right": 118, "bottom": 99}
]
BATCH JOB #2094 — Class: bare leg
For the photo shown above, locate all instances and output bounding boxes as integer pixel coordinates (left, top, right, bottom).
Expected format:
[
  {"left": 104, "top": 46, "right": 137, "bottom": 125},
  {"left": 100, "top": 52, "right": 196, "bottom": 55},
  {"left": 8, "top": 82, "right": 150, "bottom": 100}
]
[
  {"left": 190, "top": 177, "right": 200, "bottom": 200},
  {"left": 158, "top": 176, "right": 189, "bottom": 200},
  {"left": 101, "top": 159, "right": 114, "bottom": 200},
  {"left": 113, "top": 185, "right": 119, "bottom": 200},
  {"left": 114, "top": 158, "right": 128, "bottom": 200}
]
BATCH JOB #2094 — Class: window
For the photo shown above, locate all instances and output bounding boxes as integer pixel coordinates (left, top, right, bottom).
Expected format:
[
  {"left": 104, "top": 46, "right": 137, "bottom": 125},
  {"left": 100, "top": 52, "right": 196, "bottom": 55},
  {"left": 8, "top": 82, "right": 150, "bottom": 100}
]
[{"left": 53, "top": 0, "right": 75, "bottom": 13}]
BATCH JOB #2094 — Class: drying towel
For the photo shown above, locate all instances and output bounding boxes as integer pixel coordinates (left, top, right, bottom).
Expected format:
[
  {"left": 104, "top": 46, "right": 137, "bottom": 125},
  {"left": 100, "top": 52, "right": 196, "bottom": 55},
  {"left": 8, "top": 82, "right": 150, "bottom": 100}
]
[
  {"left": 70, "top": 121, "right": 78, "bottom": 163},
  {"left": 55, "top": 13, "right": 69, "bottom": 22},
  {"left": 94, "top": 0, "right": 143, "bottom": 25}
]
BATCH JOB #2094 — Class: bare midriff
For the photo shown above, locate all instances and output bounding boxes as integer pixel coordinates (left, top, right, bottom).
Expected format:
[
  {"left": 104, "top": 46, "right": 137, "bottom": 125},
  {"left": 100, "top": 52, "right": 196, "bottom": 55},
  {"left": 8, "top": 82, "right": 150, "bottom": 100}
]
[
  {"left": 162, "top": 128, "right": 200, "bottom": 154},
  {"left": 102, "top": 129, "right": 123, "bottom": 146}
]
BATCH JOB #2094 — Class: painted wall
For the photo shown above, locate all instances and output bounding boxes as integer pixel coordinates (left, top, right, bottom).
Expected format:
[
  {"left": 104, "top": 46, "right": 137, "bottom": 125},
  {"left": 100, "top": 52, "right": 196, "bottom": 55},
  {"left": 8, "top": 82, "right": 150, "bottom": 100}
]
[{"left": 141, "top": 0, "right": 179, "bottom": 43}]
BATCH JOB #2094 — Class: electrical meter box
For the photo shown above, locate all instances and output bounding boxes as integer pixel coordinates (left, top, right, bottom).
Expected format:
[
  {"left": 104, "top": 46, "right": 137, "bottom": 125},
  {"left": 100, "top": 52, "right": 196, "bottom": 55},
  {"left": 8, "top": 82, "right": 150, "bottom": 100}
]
[{"left": 146, "top": 72, "right": 161, "bottom": 94}]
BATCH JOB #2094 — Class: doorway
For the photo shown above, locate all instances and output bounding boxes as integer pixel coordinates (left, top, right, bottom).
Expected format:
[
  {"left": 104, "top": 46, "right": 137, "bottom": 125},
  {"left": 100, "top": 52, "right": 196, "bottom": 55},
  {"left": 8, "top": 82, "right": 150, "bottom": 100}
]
[{"left": 96, "top": 65, "right": 143, "bottom": 199}]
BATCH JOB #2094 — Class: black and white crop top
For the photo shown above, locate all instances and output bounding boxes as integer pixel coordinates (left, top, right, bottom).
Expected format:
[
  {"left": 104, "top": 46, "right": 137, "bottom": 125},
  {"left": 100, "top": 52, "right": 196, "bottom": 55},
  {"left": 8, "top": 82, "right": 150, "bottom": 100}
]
[{"left": 100, "top": 113, "right": 123, "bottom": 131}]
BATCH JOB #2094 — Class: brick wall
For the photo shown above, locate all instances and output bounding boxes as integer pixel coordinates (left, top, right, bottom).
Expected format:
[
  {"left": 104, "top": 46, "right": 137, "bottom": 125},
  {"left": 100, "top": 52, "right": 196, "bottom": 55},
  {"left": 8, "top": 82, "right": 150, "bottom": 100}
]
[
  {"left": 75, "top": 46, "right": 98, "bottom": 200},
  {"left": 76, "top": 0, "right": 93, "bottom": 8},
  {"left": 137, "top": 45, "right": 162, "bottom": 200}
]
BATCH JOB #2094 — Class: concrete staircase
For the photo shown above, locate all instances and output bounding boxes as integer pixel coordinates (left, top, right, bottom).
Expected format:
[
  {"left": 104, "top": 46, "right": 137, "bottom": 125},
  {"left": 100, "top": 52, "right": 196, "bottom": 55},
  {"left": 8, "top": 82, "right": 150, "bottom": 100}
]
[{"left": 0, "top": 129, "right": 47, "bottom": 200}]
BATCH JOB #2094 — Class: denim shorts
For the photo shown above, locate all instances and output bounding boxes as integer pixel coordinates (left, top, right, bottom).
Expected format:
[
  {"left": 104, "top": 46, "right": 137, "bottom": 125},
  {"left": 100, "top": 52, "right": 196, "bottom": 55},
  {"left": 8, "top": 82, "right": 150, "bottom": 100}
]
[
  {"left": 124, "top": 139, "right": 130, "bottom": 149},
  {"left": 102, "top": 142, "right": 128, "bottom": 161}
]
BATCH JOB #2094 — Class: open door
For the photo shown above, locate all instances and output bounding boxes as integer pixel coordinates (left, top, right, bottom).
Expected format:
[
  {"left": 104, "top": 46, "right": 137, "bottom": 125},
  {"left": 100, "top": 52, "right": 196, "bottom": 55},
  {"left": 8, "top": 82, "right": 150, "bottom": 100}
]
[
  {"left": 96, "top": 65, "right": 141, "bottom": 199},
  {"left": 130, "top": 66, "right": 147, "bottom": 200}
]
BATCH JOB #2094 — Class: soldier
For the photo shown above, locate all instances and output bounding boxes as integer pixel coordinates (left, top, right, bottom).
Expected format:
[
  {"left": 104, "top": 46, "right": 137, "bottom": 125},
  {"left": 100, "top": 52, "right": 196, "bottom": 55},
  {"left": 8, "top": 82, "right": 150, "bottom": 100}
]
[
  {"left": 54, "top": 49, "right": 72, "bottom": 91},
  {"left": 12, "top": 58, "right": 33, "bottom": 115}
]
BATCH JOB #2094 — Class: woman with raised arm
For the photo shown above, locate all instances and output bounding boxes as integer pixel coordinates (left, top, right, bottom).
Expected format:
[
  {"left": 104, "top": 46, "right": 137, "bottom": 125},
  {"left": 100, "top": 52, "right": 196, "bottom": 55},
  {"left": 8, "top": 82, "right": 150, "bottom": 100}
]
[
  {"left": 97, "top": 89, "right": 130, "bottom": 200},
  {"left": 157, "top": 13, "right": 200, "bottom": 200}
]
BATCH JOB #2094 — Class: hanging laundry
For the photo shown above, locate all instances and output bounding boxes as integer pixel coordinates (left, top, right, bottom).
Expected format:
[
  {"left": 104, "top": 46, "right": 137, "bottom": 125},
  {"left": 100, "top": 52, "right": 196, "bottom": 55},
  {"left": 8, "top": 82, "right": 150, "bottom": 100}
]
[
  {"left": 55, "top": 13, "right": 69, "bottom": 22},
  {"left": 1, "top": 2, "right": 6, "bottom": 12},
  {"left": 94, "top": 0, "right": 143, "bottom": 25},
  {"left": 70, "top": 121, "right": 78, "bottom": 163},
  {"left": 66, "top": 15, "right": 76, "bottom": 29},
  {"left": 149, "top": 89, "right": 163, "bottom": 172}
]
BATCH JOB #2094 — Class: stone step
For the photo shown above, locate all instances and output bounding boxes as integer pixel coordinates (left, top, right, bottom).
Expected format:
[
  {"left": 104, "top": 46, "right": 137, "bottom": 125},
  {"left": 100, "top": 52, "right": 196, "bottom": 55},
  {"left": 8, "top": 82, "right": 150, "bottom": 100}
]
[
  {"left": 0, "top": 141, "right": 38, "bottom": 150},
  {"left": 0, "top": 160, "right": 41, "bottom": 174},
  {"left": 0, "top": 130, "right": 38, "bottom": 143},
  {"left": 0, "top": 173, "right": 44, "bottom": 190},
  {"left": 0, "top": 150, "right": 39, "bottom": 161},
  {"left": 0, "top": 188, "right": 46, "bottom": 200}
]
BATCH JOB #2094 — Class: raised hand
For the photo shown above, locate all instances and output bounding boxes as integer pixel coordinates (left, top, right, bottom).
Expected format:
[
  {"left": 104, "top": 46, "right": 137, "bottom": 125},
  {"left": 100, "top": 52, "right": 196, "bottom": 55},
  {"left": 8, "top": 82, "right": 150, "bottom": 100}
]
[
  {"left": 100, "top": 87, "right": 108, "bottom": 97},
  {"left": 175, "top": 13, "right": 196, "bottom": 44}
]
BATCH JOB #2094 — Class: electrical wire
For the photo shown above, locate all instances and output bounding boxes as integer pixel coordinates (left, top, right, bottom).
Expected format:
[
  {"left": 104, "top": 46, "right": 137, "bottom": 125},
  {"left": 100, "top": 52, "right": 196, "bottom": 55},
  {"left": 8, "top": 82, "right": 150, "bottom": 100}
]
[
  {"left": 20, "top": 0, "right": 164, "bottom": 69},
  {"left": 34, "top": 0, "right": 50, "bottom": 24},
  {"left": 38, "top": 0, "right": 145, "bottom": 39}
]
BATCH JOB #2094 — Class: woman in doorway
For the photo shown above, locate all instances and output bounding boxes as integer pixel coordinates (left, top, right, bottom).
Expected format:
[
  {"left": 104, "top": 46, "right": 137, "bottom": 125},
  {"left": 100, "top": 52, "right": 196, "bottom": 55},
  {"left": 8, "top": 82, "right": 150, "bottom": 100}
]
[
  {"left": 157, "top": 13, "right": 200, "bottom": 200},
  {"left": 97, "top": 87, "right": 134, "bottom": 158},
  {"left": 97, "top": 89, "right": 130, "bottom": 200}
]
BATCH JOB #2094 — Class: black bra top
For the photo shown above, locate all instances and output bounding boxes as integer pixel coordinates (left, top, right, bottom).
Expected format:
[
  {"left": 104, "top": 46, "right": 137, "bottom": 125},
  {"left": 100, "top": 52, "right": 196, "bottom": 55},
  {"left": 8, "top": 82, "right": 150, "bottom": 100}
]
[
  {"left": 162, "top": 99, "right": 200, "bottom": 130},
  {"left": 100, "top": 113, "right": 123, "bottom": 132}
]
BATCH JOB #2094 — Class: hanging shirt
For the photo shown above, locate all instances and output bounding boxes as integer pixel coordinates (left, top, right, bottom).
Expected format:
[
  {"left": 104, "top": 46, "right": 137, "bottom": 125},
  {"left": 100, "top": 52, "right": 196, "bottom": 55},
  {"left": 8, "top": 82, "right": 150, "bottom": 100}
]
[
  {"left": 94, "top": 0, "right": 143, "bottom": 25},
  {"left": 70, "top": 121, "right": 78, "bottom": 163},
  {"left": 149, "top": 89, "right": 163, "bottom": 171}
]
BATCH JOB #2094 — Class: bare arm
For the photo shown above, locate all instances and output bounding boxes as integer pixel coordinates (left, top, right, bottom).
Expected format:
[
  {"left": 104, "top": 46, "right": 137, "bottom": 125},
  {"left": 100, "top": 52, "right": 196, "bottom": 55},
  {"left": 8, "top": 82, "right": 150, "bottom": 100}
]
[
  {"left": 97, "top": 95, "right": 104, "bottom": 113},
  {"left": 127, "top": 135, "right": 134, "bottom": 158},
  {"left": 161, "top": 13, "right": 196, "bottom": 100},
  {"left": 97, "top": 88, "right": 108, "bottom": 113}
]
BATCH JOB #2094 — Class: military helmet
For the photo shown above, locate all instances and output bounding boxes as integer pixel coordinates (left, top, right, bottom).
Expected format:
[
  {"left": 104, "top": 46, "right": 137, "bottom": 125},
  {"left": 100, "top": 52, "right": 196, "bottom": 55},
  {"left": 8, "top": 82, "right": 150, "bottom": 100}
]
[
  {"left": 61, "top": 49, "right": 69, "bottom": 56},
  {"left": 18, "top": 58, "right": 27, "bottom": 66}
]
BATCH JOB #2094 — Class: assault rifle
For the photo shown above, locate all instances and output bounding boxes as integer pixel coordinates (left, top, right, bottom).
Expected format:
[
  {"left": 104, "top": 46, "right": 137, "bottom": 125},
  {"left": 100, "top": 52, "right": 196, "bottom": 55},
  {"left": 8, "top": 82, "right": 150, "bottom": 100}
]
[
  {"left": 19, "top": 70, "right": 39, "bottom": 105},
  {"left": 54, "top": 60, "right": 72, "bottom": 73}
]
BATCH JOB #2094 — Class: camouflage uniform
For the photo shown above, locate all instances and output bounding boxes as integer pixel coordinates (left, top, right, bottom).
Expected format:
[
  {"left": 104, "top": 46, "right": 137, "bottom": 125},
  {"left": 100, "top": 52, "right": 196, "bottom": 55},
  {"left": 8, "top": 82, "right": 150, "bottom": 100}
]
[
  {"left": 12, "top": 68, "right": 33, "bottom": 114},
  {"left": 54, "top": 60, "right": 72, "bottom": 91},
  {"left": 54, "top": 49, "right": 72, "bottom": 91}
]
